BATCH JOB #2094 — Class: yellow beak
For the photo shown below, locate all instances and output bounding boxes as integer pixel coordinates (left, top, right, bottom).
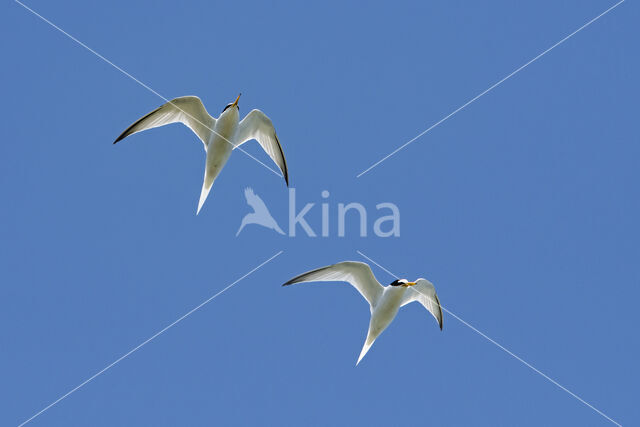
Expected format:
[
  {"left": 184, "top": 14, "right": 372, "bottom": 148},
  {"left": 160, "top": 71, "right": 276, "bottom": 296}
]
[
  {"left": 231, "top": 93, "right": 241, "bottom": 107},
  {"left": 405, "top": 282, "right": 417, "bottom": 287}
]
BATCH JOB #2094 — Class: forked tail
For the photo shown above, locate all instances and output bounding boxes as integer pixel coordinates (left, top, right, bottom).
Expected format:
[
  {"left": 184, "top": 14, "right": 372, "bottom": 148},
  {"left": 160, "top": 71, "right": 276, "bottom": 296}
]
[
  {"left": 356, "top": 331, "right": 376, "bottom": 366},
  {"left": 196, "top": 175, "right": 215, "bottom": 215}
]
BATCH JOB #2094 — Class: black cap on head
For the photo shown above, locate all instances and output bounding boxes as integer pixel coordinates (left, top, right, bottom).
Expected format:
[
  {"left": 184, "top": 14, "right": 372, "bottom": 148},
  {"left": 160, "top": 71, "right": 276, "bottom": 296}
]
[{"left": 222, "top": 93, "right": 241, "bottom": 113}]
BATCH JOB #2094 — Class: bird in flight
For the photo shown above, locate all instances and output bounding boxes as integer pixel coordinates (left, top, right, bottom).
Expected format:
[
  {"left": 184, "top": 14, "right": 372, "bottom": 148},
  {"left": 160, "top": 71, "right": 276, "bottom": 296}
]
[
  {"left": 283, "top": 261, "right": 443, "bottom": 365},
  {"left": 114, "top": 94, "right": 289, "bottom": 214},
  {"left": 236, "top": 187, "right": 285, "bottom": 236}
]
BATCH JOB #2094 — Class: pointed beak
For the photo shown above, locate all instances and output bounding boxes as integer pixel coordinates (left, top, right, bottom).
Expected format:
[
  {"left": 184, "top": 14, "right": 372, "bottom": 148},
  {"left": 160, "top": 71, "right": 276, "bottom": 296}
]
[
  {"left": 232, "top": 93, "right": 241, "bottom": 107},
  {"left": 405, "top": 282, "right": 417, "bottom": 287}
]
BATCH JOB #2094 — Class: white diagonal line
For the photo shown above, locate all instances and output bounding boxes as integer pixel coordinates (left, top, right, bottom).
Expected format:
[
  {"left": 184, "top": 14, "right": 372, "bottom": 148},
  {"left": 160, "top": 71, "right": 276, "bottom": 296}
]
[
  {"left": 17, "top": 250, "right": 284, "bottom": 427},
  {"left": 356, "top": 250, "right": 622, "bottom": 426},
  {"left": 357, "top": 0, "right": 625, "bottom": 178},
  {"left": 14, "top": 0, "right": 283, "bottom": 179}
]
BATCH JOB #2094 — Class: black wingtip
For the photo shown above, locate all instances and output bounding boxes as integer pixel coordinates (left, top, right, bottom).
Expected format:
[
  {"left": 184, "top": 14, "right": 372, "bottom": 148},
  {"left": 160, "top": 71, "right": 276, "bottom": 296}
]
[
  {"left": 113, "top": 132, "right": 128, "bottom": 144},
  {"left": 112, "top": 105, "right": 161, "bottom": 146},
  {"left": 273, "top": 132, "right": 289, "bottom": 187}
]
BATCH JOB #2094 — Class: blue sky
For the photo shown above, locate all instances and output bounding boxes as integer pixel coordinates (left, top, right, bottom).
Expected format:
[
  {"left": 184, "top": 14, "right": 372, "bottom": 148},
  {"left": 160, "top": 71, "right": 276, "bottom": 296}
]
[{"left": 1, "top": 0, "right": 638, "bottom": 425}]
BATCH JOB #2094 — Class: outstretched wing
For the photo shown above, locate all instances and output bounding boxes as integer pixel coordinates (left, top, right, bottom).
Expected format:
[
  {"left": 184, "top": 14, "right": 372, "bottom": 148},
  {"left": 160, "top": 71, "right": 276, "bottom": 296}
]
[
  {"left": 401, "top": 278, "right": 443, "bottom": 330},
  {"left": 283, "top": 261, "right": 383, "bottom": 307},
  {"left": 244, "top": 187, "right": 270, "bottom": 214},
  {"left": 235, "top": 109, "right": 289, "bottom": 185},
  {"left": 114, "top": 96, "right": 214, "bottom": 150}
]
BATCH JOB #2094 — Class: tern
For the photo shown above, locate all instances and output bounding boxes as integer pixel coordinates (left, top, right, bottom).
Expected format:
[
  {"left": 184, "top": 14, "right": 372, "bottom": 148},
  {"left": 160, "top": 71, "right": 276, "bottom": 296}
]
[
  {"left": 283, "top": 261, "right": 443, "bottom": 365},
  {"left": 114, "top": 94, "right": 289, "bottom": 214}
]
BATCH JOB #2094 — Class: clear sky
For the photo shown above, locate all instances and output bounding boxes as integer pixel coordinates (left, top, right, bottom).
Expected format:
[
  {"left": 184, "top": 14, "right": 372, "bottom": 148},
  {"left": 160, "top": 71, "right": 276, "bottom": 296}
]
[{"left": 1, "top": 1, "right": 638, "bottom": 426}]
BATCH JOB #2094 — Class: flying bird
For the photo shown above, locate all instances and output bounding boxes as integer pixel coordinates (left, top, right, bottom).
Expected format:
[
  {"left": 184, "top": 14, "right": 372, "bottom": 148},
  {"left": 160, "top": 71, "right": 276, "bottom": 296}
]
[
  {"left": 236, "top": 187, "right": 285, "bottom": 236},
  {"left": 283, "top": 261, "right": 443, "bottom": 365},
  {"left": 114, "top": 94, "right": 289, "bottom": 214}
]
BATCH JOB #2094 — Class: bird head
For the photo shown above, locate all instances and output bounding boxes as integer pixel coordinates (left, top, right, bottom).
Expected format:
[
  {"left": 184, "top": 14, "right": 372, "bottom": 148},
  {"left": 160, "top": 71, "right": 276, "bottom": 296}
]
[
  {"left": 222, "top": 93, "right": 241, "bottom": 114},
  {"left": 389, "top": 279, "right": 416, "bottom": 287}
]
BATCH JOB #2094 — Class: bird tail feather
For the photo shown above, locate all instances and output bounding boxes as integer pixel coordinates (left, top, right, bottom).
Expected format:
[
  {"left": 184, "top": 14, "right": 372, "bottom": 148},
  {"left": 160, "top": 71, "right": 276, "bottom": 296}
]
[
  {"left": 197, "top": 177, "right": 214, "bottom": 215},
  {"left": 356, "top": 333, "right": 376, "bottom": 366}
]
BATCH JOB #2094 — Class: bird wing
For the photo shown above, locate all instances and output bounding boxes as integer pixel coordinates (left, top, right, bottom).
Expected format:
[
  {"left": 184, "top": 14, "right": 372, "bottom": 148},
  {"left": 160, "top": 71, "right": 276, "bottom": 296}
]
[
  {"left": 401, "top": 278, "right": 443, "bottom": 330},
  {"left": 114, "top": 96, "right": 215, "bottom": 150},
  {"left": 234, "top": 109, "right": 289, "bottom": 185},
  {"left": 244, "top": 187, "right": 269, "bottom": 214},
  {"left": 283, "top": 261, "right": 383, "bottom": 306}
]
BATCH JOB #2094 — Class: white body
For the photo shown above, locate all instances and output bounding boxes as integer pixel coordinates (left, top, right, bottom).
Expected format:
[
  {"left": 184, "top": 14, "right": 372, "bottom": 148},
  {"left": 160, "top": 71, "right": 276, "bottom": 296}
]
[
  {"left": 198, "top": 106, "right": 239, "bottom": 213},
  {"left": 367, "top": 285, "right": 407, "bottom": 343}
]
